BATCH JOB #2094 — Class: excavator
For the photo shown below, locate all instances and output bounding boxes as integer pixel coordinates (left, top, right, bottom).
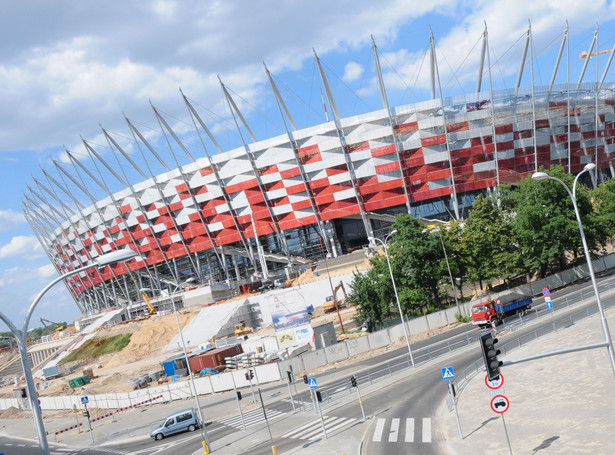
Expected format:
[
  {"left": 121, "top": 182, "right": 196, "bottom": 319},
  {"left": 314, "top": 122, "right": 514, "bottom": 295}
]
[
  {"left": 40, "top": 318, "right": 65, "bottom": 332},
  {"left": 234, "top": 321, "right": 254, "bottom": 337},
  {"left": 323, "top": 281, "right": 348, "bottom": 313},
  {"left": 141, "top": 292, "right": 156, "bottom": 315}
]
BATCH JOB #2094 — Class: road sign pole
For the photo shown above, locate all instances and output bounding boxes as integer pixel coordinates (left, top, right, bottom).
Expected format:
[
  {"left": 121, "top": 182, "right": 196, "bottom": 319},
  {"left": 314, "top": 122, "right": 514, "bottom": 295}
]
[
  {"left": 286, "top": 380, "right": 296, "bottom": 412},
  {"left": 248, "top": 375, "right": 256, "bottom": 404},
  {"left": 235, "top": 392, "right": 246, "bottom": 431},
  {"left": 257, "top": 389, "right": 276, "bottom": 454},
  {"left": 501, "top": 413, "right": 513, "bottom": 455},
  {"left": 84, "top": 403, "right": 94, "bottom": 444},
  {"left": 315, "top": 392, "right": 327, "bottom": 439},
  {"left": 355, "top": 386, "right": 366, "bottom": 421},
  {"left": 448, "top": 381, "right": 463, "bottom": 439}
]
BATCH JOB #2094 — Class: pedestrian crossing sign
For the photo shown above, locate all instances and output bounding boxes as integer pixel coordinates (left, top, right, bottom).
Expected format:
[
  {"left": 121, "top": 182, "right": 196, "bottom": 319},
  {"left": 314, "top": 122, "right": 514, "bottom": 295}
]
[
  {"left": 441, "top": 367, "right": 455, "bottom": 380},
  {"left": 308, "top": 378, "right": 318, "bottom": 389}
]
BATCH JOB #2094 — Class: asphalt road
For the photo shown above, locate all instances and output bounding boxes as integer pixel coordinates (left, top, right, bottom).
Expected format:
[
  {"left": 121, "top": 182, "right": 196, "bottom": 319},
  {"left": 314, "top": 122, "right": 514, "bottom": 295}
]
[{"left": 3, "top": 271, "right": 614, "bottom": 454}]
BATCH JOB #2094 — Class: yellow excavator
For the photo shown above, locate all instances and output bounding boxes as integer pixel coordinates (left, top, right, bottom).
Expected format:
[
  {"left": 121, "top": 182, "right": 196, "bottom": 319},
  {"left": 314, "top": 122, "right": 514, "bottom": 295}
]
[
  {"left": 141, "top": 293, "right": 156, "bottom": 315},
  {"left": 323, "top": 281, "right": 348, "bottom": 313},
  {"left": 234, "top": 321, "right": 253, "bottom": 337}
]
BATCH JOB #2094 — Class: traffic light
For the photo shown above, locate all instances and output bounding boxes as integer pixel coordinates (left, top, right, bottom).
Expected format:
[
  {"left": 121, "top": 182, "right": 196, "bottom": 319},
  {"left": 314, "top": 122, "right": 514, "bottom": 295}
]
[
  {"left": 83, "top": 409, "right": 90, "bottom": 418},
  {"left": 350, "top": 375, "right": 357, "bottom": 387},
  {"left": 480, "top": 332, "right": 502, "bottom": 380},
  {"left": 303, "top": 374, "right": 308, "bottom": 384},
  {"left": 236, "top": 391, "right": 242, "bottom": 401},
  {"left": 245, "top": 372, "right": 249, "bottom": 380},
  {"left": 316, "top": 391, "right": 323, "bottom": 402},
  {"left": 249, "top": 370, "right": 254, "bottom": 380},
  {"left": 287, "top": 370, "right": 293, "bottom": 383}
]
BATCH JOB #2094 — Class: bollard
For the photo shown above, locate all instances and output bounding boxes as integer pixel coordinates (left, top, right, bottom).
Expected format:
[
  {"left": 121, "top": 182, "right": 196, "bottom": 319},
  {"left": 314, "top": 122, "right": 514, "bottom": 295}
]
[
  {"left": 202, "top": 440, "right": 209, "bottom": 455},
  {"left": 271, "top": 445, "right": 278, "bottom": 455}
]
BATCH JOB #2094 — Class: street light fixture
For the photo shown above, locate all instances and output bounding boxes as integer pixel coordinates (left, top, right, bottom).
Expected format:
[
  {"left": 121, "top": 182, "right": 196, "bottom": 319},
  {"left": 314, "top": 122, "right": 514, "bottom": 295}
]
[
  {"left": 368, "top": 231, "right": 415, "bottom": 367},
  {"left": 532, "top": 163, "right": 615, "bottom": 377},
  {"left": 0, "top": 248, "right": 138, "bottom": 455},
  {"left": 140, "top": 278, "right": 211, "bottom": 452}
]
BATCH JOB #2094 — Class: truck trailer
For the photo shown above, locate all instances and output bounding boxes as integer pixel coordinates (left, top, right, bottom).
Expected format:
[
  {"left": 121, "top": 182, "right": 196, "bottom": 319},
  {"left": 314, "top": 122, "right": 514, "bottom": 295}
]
[{"left": 471, "top": 292, "right": 532, "bottom": 328}]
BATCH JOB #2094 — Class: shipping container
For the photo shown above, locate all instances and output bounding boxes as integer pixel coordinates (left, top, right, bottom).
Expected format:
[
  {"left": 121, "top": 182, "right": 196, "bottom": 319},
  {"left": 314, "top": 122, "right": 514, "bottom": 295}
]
[{"left": 188, "top": 344, "right": 243, "bottom": 372}]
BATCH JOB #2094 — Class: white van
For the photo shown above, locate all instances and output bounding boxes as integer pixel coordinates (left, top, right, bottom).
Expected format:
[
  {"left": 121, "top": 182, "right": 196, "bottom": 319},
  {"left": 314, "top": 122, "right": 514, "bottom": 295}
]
[{"left": 150, "top": 408, "right": 199, "bottom": 440}]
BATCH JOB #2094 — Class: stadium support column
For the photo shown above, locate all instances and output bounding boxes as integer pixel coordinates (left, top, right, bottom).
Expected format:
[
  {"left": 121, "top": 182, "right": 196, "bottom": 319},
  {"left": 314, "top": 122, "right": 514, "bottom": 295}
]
[
  {"left": 430, "top": 29, "right": 460, "bottom": 220},
  {"left": 476, "top": 29, "right": 487, "bottom": 97},
  {"left": 314, "top": 49, "right": 375, "bottom": 239},
  {"left": 371, "top": 36, "right": 412, "bottom": 214},
  {"left": 181, "top": 91, "right": 255, "bottom": 266},
  {"left": 597, "top": 35, "right": 615, "bottom": 181},
  {"left": 529, "top": 21, "right": 538, "bottom": 173},
  {"left": 547, "top": 24, "right": 569, "bottom": 173},
  {"left": 263, "top": 63, "right": 334, "bottom": 258},
  {"left": 485, "top": 24, "right": 500, "bottom": 188},
  {"left": 218, "top": 77, "right": 292, "bottom": 263}
]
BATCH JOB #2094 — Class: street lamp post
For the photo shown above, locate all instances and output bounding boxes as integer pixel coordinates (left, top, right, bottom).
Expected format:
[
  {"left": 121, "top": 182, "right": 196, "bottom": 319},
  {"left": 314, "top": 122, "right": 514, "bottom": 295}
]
[
  {"left": 141, "top": 278, "right": 211, "bottom": 452},
  {"left": 368, "top": 231, "right": 415, "bottom": 367},
  {"left": 0, "top": 248, "right": 138, "bottom": 455},
  {"left": 427, "top": 225, "right": 462, "bottom": 317},
  {"left": 532, "top": 163, "right": 615, "bottom": 378}
]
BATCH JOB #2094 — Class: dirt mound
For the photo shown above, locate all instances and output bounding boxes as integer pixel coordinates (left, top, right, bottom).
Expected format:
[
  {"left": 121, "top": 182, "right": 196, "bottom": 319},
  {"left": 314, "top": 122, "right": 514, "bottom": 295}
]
[{"left": 0, "top": 406, "right": 28, "bottom": 419}]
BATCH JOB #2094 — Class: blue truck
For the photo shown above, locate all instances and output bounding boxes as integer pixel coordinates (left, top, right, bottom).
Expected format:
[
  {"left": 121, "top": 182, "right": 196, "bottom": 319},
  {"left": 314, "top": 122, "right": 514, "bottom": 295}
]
[{"left": 472, "top": 292, "right": 532, "bottom": 328}]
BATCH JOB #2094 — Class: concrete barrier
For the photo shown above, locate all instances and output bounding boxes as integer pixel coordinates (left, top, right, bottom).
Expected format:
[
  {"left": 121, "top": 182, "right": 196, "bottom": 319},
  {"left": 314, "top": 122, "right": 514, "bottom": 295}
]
[
  {"left": 367, "top": 331, "right": 390, "bottom": 350},
  {"left": 301, "top": 350, "right": 328, "bottom": 370},
  {"left": 345, "top": 336, "right": 370, "bottom": 357},
  {"left": 324, "top": 343, "right": 349, "bottom": 363}
]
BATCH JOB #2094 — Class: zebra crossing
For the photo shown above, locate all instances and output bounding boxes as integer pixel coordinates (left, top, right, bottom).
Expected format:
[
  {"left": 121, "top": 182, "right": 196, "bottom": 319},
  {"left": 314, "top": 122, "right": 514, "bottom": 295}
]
[
  {"left": 217, "top": 407, "right": 285, "bottom": 429},
  {"left": 371, "top": 417, "right": 432, "bottom": 443},
  {"left": 281, "top": 415, "right": 357, "bottom": 440}
]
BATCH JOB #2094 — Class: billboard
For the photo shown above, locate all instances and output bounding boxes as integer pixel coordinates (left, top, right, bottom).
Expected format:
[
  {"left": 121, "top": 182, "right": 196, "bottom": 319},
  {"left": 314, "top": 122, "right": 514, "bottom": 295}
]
[{"left": 268, "top": 290, "right": 310, "bottom": 332}]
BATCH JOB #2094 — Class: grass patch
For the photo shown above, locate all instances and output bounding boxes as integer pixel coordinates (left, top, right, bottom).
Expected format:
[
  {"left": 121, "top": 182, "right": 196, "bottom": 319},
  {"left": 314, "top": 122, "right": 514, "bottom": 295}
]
[{"left": 60, "top": 334, "right": 131, "bottom": 364}]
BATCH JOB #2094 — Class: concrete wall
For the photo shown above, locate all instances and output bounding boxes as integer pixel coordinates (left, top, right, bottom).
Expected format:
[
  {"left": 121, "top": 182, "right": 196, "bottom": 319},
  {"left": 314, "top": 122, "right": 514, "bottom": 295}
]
[{"left": 324, "top": 343, "right": 349, "bottom": 363}]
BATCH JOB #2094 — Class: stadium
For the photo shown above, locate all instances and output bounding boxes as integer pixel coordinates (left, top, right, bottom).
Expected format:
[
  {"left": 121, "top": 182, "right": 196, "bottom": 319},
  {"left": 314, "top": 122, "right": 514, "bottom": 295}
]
[{"left": 22, "top": 28, "right": 615, "bottom": 317}]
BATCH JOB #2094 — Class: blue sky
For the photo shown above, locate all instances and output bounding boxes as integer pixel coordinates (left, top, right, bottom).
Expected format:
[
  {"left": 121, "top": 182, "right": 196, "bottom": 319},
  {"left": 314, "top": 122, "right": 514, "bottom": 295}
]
[{"left": 2, "top": 0, "right": 615, "bottom": 330}]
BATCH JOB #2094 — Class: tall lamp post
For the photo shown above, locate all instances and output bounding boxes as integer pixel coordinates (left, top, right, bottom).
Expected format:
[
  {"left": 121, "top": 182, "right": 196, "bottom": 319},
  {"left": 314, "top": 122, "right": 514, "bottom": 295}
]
[
  {"left": 0, "top": 248, "right": 138, "bottom": 455},
  {"left": 427, "top": 224, "right": 462, "bottom": 317},
  {"left": 532, "top": 163, "right": 615, "bottom": 377},
  {"left": 140, "top": 278, "right": 211, "bottom": 452},
  {"left": 368, "top": 231, "right": 415, "bottom": 367}
]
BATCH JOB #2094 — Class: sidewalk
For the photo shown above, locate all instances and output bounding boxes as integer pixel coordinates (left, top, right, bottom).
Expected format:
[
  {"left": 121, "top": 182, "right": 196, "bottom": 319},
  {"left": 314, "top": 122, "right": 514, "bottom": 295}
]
[{"left": 441, "top": 308, "right": 615, "bottom": 455}]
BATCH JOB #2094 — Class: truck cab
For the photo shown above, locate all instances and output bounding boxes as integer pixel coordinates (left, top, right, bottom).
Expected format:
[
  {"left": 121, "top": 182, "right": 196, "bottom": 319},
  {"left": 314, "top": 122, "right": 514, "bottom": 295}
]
[{"left": 472, "top": 300, "right": 498, "bottom": 328}]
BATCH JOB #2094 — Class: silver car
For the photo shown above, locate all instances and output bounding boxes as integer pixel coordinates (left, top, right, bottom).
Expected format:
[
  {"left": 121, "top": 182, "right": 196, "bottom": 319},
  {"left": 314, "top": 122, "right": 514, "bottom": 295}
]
[{"left": 150, "top": 408, "right": 199, "bottom": 440}]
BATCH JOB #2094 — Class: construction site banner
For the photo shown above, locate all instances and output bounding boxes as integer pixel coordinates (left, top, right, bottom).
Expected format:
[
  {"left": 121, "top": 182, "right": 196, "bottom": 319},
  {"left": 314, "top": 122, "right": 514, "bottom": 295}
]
[
  {"left": 276, "top": 323, "right": 314, "bottom": 349},
  {"left": 267, "top": 290, "right": 310, "bottom": 332}
]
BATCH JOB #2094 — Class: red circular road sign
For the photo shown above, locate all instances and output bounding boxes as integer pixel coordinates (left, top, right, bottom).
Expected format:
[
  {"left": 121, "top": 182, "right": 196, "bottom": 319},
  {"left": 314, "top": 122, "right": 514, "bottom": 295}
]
[
  {"left": 491, "top": 395, "right": 510, "bottom": 413},
  {"left": 543, "top": 288, "right": 550, "bottom": 297},
  {"left": 485, "top": 373, "right": 504, "bottom": 390}
]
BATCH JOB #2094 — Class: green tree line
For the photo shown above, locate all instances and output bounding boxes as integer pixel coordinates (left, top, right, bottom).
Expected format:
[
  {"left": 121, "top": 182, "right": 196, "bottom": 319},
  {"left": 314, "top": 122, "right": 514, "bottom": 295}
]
[{"left": 348, "top": 166, "right": 615, "bottom": 328}]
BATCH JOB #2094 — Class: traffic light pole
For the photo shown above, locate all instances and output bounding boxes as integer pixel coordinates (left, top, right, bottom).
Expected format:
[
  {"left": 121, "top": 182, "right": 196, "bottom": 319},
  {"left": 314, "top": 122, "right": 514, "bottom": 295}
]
[
  {"left": 83, "top": 403, "right": 94, "bottom": 444},
  {"left": 234, "top": 391, "right": 246, "bottom": 431}
]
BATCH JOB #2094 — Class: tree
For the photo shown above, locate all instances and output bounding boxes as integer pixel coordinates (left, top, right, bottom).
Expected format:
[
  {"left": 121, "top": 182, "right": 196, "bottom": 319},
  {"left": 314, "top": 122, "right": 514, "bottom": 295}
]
[
  {"left": 346, "top": 266, "right": 390, "bottom": 327},
  {"left": 504, "top": 165, "right": 604, "bottom": 278},
  {"left": 462, "top": 194, "right": 520, "bottom": 288},
  {"left": 440, "top": 219, "right": 470, "bottom": 303},
  {"left": 389, "top": 214, "right": 445, "bottom": 310},
  {"left": 592, "top": 177, "right": 615, "bottom": 240}
]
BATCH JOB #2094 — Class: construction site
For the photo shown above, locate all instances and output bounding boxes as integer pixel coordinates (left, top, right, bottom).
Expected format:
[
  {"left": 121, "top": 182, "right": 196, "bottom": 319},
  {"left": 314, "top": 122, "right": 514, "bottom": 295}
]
[{"left": 0, "top": 250, "right": 372, "bottom": 404}]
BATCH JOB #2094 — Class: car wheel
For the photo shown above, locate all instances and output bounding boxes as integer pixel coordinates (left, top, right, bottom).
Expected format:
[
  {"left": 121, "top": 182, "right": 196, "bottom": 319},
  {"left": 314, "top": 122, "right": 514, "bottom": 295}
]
[
  {"left": 188, "top": 424, "right": 196, "bottom": 432},
  {"left": 155, "top": 433, "right": 164, "bottom": 440}
]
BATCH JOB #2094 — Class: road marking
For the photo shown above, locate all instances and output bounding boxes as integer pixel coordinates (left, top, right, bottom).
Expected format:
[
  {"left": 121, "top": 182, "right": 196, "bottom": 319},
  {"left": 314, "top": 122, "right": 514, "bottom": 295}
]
[
  {"left": 282, "top": 415, "right": 355, "bottom": 440},
  {"left": 217, "top": 407, "right": 284, "bottom": 428},
  {"left": 388, "top": 418, "right": 400, "bottom": 442},
  {"left": 405, "top": 418, "right": 415, "bottom": 442},
  {"left": 372, "top": 418, "right": 386, "bottom": 442},
  {"left": 422, "top": 417, "right": 431, "bottom": 443}
]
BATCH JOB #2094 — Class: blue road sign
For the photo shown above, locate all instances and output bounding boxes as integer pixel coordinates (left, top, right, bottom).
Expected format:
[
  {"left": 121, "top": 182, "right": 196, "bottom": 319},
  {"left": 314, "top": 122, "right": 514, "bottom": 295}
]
[
  {"left": 543, "top": 288, "right": 550, "bottom": 297},
  {"left": 81, "top": 396, "right": 89, "bottom": 404},
  {"left": 441, "top": 366, "right": 455, "bottom": 380},
  {"left": 545, "top": 296, "right": 553, "bottom": 309},
  {"left": 308, "top": 378, "right": 318, "bottom": 389}
]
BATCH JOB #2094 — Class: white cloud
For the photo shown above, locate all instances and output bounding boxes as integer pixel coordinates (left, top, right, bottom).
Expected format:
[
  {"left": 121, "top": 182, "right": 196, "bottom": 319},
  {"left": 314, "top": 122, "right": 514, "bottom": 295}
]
[
  {"left": 0, "top": 235, "right": 43, "bottom": 260},
  {"left": 343, "top": 62, "right": 365, "bottom": 83},
  {"left": 37, "top": 263, "right": 57, "bottom": 279},
  {"left": 0, "top": 210, "right": 25, "bottom": 232}
]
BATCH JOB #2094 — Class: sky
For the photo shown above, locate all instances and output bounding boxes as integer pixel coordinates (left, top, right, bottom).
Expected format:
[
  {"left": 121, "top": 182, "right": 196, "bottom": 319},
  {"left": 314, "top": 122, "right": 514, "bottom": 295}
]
[{"left": 2, "top": 0, "right": 615, "bottom": 331}]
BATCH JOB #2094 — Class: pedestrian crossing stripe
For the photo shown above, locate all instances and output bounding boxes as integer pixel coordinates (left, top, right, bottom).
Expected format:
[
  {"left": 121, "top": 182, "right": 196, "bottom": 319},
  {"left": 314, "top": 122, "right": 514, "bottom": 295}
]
[
  {"left": 441, "top": 367, "right": 455, "bottom": 380},
  {"left": 217, "top": 407, "right": 285, "bottom": 428},
  {"left": 372, "top": 417, "right": 432, "bottom": 443},
  {"left": 281, "top": 415, "right": 356, "bottom": 440}
]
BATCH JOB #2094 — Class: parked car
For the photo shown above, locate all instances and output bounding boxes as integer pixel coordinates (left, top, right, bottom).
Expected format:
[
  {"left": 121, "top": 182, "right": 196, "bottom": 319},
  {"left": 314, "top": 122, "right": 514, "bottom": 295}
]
[
  {"left": 150, "top": 408, "right": 199, "bottom": 440},
  {"left": 274, "top": 278, "right": 286, "bottom": 289}
]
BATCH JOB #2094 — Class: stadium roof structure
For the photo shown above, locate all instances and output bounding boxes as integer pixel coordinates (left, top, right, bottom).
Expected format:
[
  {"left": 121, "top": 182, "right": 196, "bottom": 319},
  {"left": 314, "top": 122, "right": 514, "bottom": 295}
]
[{"left": 22, "top": 24, "right": 615, "bottom": 316}]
